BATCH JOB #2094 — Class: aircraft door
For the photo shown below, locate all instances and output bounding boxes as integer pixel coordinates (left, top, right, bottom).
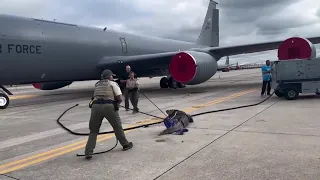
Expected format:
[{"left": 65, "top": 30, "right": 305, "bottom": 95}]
[{"left": 119, "top": 37, "right": 127, "bottom": 53}]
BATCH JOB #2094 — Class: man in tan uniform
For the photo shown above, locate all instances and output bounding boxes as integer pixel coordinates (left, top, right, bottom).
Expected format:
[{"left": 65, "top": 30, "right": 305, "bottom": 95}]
[
  {"left": 85, "top": 69, "right": 133, "bottom": 159},
  {"left": 126, "top": 71, "right": 139, "bottom": 114},
  {"left": 119, "top": 65, "right": 137, "bottom": 111}
]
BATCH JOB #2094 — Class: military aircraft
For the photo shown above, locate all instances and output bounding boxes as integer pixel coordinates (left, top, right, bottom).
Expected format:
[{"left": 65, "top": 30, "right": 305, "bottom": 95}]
[
  {"left": 0, "top": 0, "right": 320, "bottom": 109},
  {"left": 217, "top": 56, "right": 238, "bottom": 72}
]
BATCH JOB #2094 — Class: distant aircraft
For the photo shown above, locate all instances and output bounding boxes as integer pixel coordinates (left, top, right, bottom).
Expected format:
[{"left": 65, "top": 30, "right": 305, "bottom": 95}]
[
  {"left": 217, "top": 56, "right": 238, "bottom": 72},
  {"left": 237, "top": 62, "right": 264, "bottom": 69},
  {"left": 0, "top": 0, "right": 319, "bottom": 109}
]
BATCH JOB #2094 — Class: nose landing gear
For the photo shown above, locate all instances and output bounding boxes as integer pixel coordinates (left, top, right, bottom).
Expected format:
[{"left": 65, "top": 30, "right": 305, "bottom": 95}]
[
  {"left": 0, "top": 85, "right": 12, "bottom": 109},
  {"left": 0, "top": 93, "right": 9, "bottom": 109},
  {"left": 160, "top": 76, "right": 186, "bottom": 89}
]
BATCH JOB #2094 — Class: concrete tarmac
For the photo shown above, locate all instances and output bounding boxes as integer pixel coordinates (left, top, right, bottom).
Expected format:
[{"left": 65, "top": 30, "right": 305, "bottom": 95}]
[{"left": 1, "top": 69, "right": 320, "bottom": 180}]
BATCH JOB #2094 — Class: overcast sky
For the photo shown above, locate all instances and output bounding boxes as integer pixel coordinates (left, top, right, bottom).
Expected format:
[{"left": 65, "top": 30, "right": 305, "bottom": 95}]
[{"left": 1, "top": 0, "right": 320, "bottom": 65}]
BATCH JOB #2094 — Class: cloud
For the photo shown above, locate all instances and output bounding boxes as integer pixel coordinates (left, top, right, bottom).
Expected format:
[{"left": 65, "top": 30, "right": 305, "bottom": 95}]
[
  {"left": 1, "top": 0, "right": 320, "bottom": 64},
  {"left": 218, "top": 0, "right": 298, "bottom": 24},
  {"left": 255, "top": 0, "right": 320, "bottom": 36}
]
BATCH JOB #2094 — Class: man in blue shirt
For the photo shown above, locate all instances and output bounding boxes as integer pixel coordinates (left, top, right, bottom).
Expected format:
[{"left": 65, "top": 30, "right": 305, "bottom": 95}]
[{"left": 261, "top": 60, "right": 272, "bottom": 96}]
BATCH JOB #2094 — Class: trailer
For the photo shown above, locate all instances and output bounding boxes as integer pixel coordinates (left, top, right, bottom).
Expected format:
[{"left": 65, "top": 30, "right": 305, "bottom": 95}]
[{"left": 271, "top": 57, "right": 320, "bottom": 100}]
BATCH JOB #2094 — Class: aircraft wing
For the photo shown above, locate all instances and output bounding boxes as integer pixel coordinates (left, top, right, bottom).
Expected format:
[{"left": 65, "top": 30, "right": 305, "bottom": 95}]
[
  {"left": 201, "top": 36, "right": 320, "bottom": 58},
  {"left": 97, "top": 36, "right": 320, "bottom": 77}
]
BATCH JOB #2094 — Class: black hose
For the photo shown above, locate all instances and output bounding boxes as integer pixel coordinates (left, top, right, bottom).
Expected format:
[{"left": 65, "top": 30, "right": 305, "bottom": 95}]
[
  {"left": 56, "top": 91, "right": 274, "bottom": 157},
  {"left": 76, "top": 140, "right": 118, "bottom": 157},
  {"left": 0, "top": 173, "right": 20, "bottom": 180},
  {"left": 56, "top": 104, "right": 163, "bottom": 136},
  {"left": 191, "top": 91, "right": 275, "bottom": 117},
  {"left": 56, "top": 104, "right": 163, "bottom": 157}
]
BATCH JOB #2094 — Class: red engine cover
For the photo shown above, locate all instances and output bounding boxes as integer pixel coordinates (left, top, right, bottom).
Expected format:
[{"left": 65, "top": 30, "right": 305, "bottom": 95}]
[
  {"left": 32, "top": 83, "right": 42, "bottom": 89},
  {"left": 278, "top": 37, "right": 316, "bottom": 60},
  {"left": 169, "top": 52, "right": 197, "bottom": 83}
]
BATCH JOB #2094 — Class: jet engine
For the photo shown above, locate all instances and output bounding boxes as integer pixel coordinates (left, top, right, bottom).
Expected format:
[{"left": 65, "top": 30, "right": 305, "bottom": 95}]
[
  {"left": 278, "top": 37, "right": 317, "bottom": 60},
  {"left": 33, "top": 81, "right": 73, "bottom": 90},
  {"left": 169, "top": 51, "right": 218, "bottom": 85}
]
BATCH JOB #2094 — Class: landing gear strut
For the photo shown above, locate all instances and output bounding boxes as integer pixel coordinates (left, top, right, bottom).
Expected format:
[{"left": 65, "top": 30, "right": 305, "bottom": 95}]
[
  {"left": 160, "top": 77, "right": 185, "bottom": 89},
  {"left": 0, "top": 85, "right": 12, "bottom": 109}
]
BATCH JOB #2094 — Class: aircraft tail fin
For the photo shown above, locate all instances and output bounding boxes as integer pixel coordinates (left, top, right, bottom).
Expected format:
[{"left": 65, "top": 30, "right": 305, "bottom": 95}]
[
  {"left": 225, "top": 56, "right": 229, "bottom": 65},
  {"left": 196, "top": 0, "right": 219, "bottom": 47}
]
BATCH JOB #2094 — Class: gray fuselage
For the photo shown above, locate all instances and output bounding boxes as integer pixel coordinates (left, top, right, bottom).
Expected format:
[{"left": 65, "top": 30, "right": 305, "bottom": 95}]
[{"left": 0, "top": 14, "right": 207, "bottom": 85}]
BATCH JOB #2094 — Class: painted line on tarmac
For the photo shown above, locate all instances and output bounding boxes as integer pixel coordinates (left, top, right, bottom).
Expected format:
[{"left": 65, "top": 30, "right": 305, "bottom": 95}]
[
  {"left": 0, "top": 88, "right": 257, "bottom": 174},
  {"left": 9, "top": 94, "right": 40, "bottom": 100}
]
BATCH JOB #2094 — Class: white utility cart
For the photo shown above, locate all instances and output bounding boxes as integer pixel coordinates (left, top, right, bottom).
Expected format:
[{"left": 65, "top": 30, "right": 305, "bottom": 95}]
[{"left": 271, "top": 57, "right": 320, "bottom": 100}]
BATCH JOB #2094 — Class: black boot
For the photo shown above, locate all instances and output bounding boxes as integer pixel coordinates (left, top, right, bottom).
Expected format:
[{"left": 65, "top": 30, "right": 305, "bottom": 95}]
[
  {"left": 85, "top": 153, "right": 92, "bottom": 160},
  {"left": 122, "top": 142, "right": 133, "bottom": 151},
  {"left": 132, "top": 107, "right": 139, "bottom": 114}
]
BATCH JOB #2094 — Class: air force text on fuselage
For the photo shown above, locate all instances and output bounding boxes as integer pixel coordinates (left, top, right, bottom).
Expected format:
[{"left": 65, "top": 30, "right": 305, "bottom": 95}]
[{"left": 0, "top": 43, "right": 41, "bottom": 54}]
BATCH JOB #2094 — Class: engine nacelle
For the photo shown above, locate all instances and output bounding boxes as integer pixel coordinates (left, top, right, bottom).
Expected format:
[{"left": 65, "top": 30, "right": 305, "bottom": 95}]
[
  {"left": 278, "top": 37, "right": 317, "bottom": 60},
  {"left": 33, "top": 81, "right": 73, "bottom": 90},
  {"left": 169, "top": 51, "right": 218, "bottom": 85}
]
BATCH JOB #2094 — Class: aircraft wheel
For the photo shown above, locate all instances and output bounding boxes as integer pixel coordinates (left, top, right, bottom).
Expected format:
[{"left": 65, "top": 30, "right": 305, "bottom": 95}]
[
  {"left": 168, "top": 77, "right": 178, "bottom": 89},
  {"left": 284, "top": 88, "right": 299, "bottom": 100},
  {"left": 274, "top": 90, "right": 284, "bottom": 97},
  {"left": 0, "top": 93, "right": 9, "bottom": 109},
  {"left": 160, "top": 77, "right": 169, "bottom": 88},
  {"left": 177, "top": 82, "right": 186, "bottom": 88}
]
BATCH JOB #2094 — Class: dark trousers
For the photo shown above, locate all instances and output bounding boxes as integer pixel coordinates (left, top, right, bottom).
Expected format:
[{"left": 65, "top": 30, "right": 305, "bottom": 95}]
[
  {"left": 129, "top": 91, "right": 139, "bottom": 112},
  {"left": 85, "top": 104, "right": 130, "bottom": 155},
  {"left": 261, "top": 80, "right": 271, "bottom": 95}
]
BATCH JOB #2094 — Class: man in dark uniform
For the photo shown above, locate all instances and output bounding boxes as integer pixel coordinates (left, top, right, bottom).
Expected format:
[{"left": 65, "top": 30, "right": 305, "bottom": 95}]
[
  {"left": 85, "top": 69, "right": 133, "bottom": 159},
  {"left": 117, "top": 65, "right": 130, "bottom": 92}
]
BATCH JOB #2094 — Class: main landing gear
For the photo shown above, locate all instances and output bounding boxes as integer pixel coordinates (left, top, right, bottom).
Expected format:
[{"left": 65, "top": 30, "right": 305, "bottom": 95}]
[
  {"left": 160, "top": 76, "right": 186, "bottom": 89},
  {"left": 0, "top": 85, "right": 12, "bottom": 109}
]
